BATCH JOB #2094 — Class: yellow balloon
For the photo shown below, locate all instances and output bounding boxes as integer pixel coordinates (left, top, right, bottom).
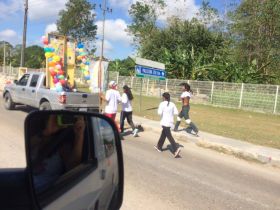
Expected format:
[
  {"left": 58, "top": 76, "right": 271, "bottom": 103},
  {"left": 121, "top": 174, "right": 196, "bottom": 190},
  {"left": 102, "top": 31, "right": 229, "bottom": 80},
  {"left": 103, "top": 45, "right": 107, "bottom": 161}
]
[
  {"left": 45, "top": 52, "right": 51, "bottom": 58},
  {"left": 53, "top": 55, "right": 61, "bottom": 62},
  {"left": 79, "top": 48, "right": 83, "bottom": 53}
]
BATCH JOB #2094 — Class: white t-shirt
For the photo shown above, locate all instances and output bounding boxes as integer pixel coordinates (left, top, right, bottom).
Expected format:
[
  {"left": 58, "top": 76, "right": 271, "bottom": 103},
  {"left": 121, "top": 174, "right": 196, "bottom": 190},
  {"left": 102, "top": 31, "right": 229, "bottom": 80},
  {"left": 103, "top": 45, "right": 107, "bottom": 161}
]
[
  {"left": 121, "top": 93, "right": 133, "bottom": 112},
  {"left": 181, "top": 91, "right": 192, "bottom": 99},
  {"left": 158, "top": 101, "right": 179, "bottom": 127},
  {"left": 104, "top": 89, "right": 121, "bottom": 114}
]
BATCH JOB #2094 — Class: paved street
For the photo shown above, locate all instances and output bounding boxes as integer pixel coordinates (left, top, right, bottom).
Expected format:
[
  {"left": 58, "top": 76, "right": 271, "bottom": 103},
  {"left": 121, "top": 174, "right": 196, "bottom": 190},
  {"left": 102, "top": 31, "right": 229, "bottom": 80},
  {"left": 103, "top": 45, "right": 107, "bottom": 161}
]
[{"left": 0, "top": 100, "right": 280, "bottom": 210}]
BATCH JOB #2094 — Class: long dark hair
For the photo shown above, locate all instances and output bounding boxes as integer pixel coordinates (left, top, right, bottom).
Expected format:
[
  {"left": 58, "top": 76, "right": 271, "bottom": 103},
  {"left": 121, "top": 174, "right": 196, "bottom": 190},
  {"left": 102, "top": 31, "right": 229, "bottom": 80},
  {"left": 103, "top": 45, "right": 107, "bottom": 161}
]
[
  {"left": 180, "top": 82, "right": 193, "bottom": 94},
  {"left": 123, "top": 85, "right": 133, "bottom": 100},
  {"left": 162, "top": 92, "right": 171, "bottom": 106}
]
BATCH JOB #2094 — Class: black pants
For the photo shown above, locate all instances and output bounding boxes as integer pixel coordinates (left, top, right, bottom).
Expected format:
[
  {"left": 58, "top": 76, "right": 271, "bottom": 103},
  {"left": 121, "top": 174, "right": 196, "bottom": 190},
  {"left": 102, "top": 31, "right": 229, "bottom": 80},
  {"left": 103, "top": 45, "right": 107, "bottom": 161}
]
[
  {"left": 157, "top": 126, "right": 178, "bottom": 152},
  {"left": 120, "top": 111, "right": 135, "bottom": 133}
]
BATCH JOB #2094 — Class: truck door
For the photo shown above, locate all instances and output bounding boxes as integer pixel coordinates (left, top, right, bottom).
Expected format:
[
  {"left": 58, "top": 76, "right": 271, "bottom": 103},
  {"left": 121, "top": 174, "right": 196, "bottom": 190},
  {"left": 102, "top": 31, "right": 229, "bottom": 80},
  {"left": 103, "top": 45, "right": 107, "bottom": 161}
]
[
  {"left": 25, "top": 74, "right": 40, "bottom": 107},
  {"left": 14, "top": 74, "right": 30, "bottom": 104}
]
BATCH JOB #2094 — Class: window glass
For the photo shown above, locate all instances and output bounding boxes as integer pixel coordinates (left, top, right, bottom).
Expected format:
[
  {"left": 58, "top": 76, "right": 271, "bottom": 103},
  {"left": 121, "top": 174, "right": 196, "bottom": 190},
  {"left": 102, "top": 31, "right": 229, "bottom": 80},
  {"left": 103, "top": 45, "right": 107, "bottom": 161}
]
[
  {"left": 18, "top": 74, "right": 30, "bottom": 86},
  {"left": 96, "top": 118, "right": 115, "bottom": 157},
  {"left": 30, "top": 75, "right": 40, "bottom": 87}
]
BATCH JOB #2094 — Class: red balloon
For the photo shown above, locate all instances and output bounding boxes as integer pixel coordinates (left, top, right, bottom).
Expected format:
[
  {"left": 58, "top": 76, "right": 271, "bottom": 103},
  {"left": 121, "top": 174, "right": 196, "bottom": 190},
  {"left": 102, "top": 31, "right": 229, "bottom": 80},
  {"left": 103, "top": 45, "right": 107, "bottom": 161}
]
[
  {"left": 60, "top": 80, "right": 66, "bottom": 86},
  {"left": 58, "top": 70, "right": 64, "bottom": 75},
  {"left": 50, "top": 70, "right": 56, "bottom": 77},
  {"left": 43, "top": 38, "right": 48, "bottom": 45}
]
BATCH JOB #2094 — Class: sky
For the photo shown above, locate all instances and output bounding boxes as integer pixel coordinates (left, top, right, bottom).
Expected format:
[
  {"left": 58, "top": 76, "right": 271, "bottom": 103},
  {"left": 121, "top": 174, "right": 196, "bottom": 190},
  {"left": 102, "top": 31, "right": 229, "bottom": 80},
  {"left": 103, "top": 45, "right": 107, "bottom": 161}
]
[{"left": 0, "top": 0, "right": 226, "bottom": 60}]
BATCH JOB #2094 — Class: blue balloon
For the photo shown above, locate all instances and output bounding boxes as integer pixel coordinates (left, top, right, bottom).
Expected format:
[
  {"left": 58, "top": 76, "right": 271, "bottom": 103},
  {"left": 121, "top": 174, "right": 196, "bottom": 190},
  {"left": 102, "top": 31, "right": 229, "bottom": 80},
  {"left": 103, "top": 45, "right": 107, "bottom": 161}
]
[
  {"left": 85, "top": 61, "right": 90, "bottom": 65},
  {"left": 77, "top": 43, "right": 84, "bottom": 49},
  {"left": 55, "top": 83, "right": 63, "bottom": 92},
  {"left": 48, "top": 58, "right": 53, "bottom": 62},
  {"left": 84, "top": 75, "right": 90, "bottom": 80}
]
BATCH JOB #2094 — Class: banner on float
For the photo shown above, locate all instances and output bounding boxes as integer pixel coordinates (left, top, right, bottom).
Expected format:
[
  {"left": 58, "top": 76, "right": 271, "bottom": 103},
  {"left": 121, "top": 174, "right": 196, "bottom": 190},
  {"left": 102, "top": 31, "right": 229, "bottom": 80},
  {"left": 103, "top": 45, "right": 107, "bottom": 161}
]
[{"left": 89, "top": 60, "right": 109, "bottom": 93}]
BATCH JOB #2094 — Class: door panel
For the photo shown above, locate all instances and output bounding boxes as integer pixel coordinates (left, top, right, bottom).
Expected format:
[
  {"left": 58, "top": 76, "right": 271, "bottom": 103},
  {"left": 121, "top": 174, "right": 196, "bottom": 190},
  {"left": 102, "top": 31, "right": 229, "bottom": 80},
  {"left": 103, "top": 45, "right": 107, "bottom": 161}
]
[
  {"left": 25, "top": 74, "right": 40, "bottom": 106},
  {"left": 15, "top": 74, "right": 30, "bottom": 104}
]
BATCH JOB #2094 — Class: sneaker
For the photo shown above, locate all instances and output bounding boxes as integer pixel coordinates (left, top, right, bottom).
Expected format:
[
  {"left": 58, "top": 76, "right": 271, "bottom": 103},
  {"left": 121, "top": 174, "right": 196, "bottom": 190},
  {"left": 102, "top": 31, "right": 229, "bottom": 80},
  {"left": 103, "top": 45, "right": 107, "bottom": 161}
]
[
  {"left": 154, "top": 145, "right": 162, "bottom": 152},
  {"left": 132, "top": 128, "right": 139, "bottom": 137},
  {"left": 174, "top": 148, "right": 181, "bottom": 158},
  {"left": 173, "top": 129, "right": 179, "bottom": 132}
]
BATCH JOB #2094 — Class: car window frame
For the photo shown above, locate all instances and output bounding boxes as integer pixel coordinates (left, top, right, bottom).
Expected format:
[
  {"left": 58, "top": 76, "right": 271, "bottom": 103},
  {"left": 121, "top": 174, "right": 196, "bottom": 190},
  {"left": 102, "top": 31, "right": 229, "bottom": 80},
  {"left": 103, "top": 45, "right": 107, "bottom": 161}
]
[
  {"left": 17, "top": 74, "right": 30, "bottom": 86},
  {"left": 29, "top": 74, "right": 40, "bottom": 88}
]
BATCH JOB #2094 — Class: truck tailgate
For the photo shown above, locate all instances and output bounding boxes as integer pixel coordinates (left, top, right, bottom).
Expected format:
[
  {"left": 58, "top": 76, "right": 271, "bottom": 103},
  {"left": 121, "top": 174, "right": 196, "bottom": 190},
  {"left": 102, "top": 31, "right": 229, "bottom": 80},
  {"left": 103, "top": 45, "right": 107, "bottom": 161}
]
[{"left": 65, "top": 92, "right": 99, "bottom": 108}]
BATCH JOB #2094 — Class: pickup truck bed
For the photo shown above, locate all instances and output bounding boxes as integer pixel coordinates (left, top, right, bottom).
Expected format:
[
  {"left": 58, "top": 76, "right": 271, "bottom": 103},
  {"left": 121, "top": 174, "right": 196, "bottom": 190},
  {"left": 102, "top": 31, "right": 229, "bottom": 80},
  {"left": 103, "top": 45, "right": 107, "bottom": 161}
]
[{"left": 3, "top": 72, "right": 99, "bottom": 112}]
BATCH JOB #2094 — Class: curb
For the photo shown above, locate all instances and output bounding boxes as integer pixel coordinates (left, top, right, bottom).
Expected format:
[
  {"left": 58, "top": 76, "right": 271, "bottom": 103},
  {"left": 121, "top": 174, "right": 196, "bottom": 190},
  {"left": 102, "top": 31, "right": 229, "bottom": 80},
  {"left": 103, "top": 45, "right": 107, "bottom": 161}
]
[{"left": 138, "top": 123, "right": 280, "bottom": 169}]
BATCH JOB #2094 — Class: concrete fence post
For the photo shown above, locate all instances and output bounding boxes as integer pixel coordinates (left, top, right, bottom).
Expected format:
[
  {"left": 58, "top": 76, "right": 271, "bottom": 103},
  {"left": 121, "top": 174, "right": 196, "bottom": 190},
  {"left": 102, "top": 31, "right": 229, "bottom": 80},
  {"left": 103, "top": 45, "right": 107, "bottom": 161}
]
[
  {"left": 273, "top": 85, "right": 279, "bottom": 114},
  {"left": 146, "top": 79, "right": 150, "bottom": 96},
  {"left": 165, "top": 79, "right": 168, "bottom": 91},
  {"left": 210, "top": 81, "right": 214, "bottom": 103},
  {"left": 130, "top": 76, "right": 134, "bottom": 89},
  {"left": 116, "top": 72, "right": 119, "bottom": 84},
  {"left": 239, "top": 83, "right": 244, "bottom": 109}
]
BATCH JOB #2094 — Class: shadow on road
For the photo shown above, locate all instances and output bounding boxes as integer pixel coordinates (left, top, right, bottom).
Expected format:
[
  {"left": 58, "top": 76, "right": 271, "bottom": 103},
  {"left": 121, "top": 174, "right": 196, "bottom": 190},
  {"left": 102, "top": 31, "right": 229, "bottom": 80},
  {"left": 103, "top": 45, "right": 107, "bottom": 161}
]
[{"left": 12, "top": 105, "right": 37, "bottom": 113}]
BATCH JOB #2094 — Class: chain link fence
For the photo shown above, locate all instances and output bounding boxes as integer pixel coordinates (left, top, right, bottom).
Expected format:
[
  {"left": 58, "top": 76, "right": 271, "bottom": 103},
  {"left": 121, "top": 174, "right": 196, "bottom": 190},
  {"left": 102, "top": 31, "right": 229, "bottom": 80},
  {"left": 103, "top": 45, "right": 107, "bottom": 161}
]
[{"left": 109, "top": 71, "right": 280, "bottom": 115}]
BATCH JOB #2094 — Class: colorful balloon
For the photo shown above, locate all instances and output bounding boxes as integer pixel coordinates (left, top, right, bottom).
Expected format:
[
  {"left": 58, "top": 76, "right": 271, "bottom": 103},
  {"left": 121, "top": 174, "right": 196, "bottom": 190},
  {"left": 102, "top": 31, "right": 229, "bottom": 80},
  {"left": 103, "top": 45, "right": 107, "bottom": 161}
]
[
  {"left": 60, "top": 80, "right": 66, "bottom": 86},
  {"left": 58, "top": 75, "right": 65, "bottom": 80},
  {"left": 55, "top": 64, "right": 62, "bottom": 70},
  {"left": 53, "top": 55, "right": 61, "bottom": 62},
  {"left": 43, "top": 38, "right": 48, "bottom": 45},
  {"left": 58, "top": 70, "right": 64, "bottom": 75}
]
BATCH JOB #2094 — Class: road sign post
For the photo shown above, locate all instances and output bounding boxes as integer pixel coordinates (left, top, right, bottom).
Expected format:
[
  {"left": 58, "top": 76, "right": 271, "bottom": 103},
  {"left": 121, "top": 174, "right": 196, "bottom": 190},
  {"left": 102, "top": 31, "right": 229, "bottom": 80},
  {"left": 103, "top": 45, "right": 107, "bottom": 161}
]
[{"left": 135, "top": 57, "right": 166, "bottom": 112}]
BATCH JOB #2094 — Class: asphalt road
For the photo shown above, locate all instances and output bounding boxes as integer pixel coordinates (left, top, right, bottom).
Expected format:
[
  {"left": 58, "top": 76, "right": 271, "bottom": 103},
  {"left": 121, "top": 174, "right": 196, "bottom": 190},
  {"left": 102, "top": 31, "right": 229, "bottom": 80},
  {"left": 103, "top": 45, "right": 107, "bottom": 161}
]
[{"left": 0, "top": 100, "right": 280, "bottom": 210}]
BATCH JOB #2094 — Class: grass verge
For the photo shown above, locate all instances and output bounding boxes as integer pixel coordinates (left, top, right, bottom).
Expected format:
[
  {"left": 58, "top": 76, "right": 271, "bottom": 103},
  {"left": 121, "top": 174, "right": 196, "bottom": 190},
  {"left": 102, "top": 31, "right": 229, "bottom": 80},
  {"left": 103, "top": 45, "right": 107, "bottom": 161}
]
[{"left": 131, "top": 95, "right": 280, "bottom": 149}]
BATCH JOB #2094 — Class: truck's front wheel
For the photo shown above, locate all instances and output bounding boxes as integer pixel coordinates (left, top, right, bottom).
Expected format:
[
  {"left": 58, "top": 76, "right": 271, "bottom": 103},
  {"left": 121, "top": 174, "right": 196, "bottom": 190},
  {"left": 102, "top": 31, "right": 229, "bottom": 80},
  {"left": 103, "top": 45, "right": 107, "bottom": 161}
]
[
  {"left": 4, "top": 92, "right": 15, "bottom": 110},
  {"left": 39, "top": 101, "right": 51, "bottom": 110}
]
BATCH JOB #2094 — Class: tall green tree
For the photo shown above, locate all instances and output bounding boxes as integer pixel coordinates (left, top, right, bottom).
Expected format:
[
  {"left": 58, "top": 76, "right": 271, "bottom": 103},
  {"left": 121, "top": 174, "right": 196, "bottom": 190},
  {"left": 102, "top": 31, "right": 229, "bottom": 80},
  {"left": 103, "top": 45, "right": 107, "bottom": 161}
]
[
  {"left": 57, "top": 0, "right": 97, "bottom": 51},
  {"left": 230, "top": 0, "right": 280, "bottom": 83},
  {"left": 128, "top": 0, "right": 165, "bottom": 48}
]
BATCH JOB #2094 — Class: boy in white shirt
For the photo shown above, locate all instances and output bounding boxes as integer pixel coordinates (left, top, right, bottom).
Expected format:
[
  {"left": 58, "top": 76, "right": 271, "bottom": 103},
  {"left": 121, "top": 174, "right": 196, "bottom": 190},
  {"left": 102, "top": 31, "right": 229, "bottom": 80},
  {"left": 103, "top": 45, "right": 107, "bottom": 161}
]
[
  {"left": 100, "top": 81, "right": 121, "bottom": 121},
  {"left": 154, "top": 92, "right": 181, "bottom": 158}
]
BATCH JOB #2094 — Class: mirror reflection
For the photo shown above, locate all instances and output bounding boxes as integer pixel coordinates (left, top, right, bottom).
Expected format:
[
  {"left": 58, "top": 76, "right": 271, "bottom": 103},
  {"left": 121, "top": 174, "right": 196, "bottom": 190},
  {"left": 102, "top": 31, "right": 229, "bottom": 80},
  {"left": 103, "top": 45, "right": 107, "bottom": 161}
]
[{"left": 29, "top": 114, "right": 87, "bottom": 193}]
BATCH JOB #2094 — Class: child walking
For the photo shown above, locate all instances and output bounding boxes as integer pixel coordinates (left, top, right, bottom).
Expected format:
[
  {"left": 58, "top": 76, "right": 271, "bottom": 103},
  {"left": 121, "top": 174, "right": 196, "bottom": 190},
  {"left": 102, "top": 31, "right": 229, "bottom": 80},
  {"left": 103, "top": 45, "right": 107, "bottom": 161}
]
[
  {"left": 120, "top": 85, "right": 138, "bottom": 137},
  {"left": 154, "top": 92, "right": 181, "bottom": 158},
  {"left": 174, "top": 83, "right": 199, "bottom": 136}
]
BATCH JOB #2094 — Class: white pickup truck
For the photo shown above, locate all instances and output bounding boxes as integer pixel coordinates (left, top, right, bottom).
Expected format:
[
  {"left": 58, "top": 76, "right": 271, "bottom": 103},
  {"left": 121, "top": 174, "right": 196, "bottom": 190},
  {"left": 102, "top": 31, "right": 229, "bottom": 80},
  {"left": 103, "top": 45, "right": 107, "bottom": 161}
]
[{"left": 3, "top": 72, "right": 99, "bottom": 112}]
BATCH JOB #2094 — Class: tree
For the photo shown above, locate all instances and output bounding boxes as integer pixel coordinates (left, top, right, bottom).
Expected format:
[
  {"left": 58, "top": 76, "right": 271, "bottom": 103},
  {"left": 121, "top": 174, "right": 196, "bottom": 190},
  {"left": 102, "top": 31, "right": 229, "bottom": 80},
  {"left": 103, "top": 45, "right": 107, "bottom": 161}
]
[
  {"left": 108, "top": 57, "right": 135, "bottom": 76},
  {"left": 24, "top": 46, "right": 45, "bottom": 69},
  {"left": 128, "top": 0, "right": 165, "bottom": 48},
  {"left": 230, "top": 0, "right": 280, "bottom": 83},
  {"left": 57, "top": 0, "right": 97, "bottom": 51}
]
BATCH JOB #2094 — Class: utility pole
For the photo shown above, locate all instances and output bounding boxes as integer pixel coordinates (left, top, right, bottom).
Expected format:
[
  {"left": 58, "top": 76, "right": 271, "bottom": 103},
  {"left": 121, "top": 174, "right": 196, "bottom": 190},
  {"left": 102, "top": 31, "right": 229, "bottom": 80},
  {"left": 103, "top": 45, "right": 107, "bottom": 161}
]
[
  {"left": 20, "top": 0, "right": 28, "bottom": 67},
  {"left": 98, "top": 0, "right": 112, "bottom": 110},
  {"left": 2, "top": 41, "right": 6, "bottom": 73}
]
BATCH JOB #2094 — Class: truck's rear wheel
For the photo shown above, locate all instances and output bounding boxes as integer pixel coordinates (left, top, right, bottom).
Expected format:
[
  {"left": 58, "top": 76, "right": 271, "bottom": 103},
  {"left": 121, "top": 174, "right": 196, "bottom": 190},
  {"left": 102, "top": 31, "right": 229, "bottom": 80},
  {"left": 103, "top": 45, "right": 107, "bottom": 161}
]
[
  {"left": 39, "top": 101, "right": 51, "bottom": 110},
  {"left": 4, "top": 92, "right": 15, "bottom": 110}
]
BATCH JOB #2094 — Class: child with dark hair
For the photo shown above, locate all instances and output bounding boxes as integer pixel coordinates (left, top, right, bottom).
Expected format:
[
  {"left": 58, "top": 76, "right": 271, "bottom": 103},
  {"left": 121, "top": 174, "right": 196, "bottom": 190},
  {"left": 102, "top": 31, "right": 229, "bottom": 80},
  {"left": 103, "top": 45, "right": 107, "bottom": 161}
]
[
  {"left": 154, "top": 92, "right": 181, "bottom": 158},
  {"left": 174, "top": 83, "right": 199, "bottom": 136},
  {"left": 120, "top": 85, "right": 138, "bottom": 137}
]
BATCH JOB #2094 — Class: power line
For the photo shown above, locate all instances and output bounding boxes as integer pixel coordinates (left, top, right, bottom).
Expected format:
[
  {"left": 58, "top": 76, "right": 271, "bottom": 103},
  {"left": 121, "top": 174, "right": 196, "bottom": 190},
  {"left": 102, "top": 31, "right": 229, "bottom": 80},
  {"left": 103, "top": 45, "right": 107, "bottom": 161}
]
[{"left": 20, "top": 0, "right": 28, "bottom": 67}]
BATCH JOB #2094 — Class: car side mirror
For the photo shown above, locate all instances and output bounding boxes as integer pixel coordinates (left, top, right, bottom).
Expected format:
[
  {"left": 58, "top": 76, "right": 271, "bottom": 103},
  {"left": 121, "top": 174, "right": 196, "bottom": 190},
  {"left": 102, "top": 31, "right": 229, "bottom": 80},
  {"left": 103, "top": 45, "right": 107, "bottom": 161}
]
[
  {"left": 14, "top": 79, "right": 18, "bottom": 84},
  {"left": 24, "top": 111, "right": 124, "bottom": 210}
]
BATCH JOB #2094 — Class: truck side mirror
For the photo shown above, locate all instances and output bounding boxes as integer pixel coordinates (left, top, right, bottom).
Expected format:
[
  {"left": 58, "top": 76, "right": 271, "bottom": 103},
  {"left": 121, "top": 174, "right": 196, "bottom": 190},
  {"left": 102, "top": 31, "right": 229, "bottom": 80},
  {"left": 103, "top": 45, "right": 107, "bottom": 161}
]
[
  {"left": 24, "top": 111, "right": 124, "bottom": 210},
  {"left": 14, "top": 79, "right": 18, "bottom": 84}
]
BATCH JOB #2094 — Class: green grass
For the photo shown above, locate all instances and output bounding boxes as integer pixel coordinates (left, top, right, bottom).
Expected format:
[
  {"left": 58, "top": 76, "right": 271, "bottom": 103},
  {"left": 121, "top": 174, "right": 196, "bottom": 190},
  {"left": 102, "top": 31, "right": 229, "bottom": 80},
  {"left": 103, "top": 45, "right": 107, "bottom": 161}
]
[{"left": 131, "top": 95, "right": 280, "bottom": 149}]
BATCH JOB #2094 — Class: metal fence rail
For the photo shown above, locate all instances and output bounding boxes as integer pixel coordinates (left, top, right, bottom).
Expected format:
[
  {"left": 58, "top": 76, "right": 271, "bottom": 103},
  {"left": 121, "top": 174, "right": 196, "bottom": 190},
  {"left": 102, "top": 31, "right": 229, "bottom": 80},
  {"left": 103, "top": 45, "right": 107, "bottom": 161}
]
[{"left": 109, "top": 71, "right": 280, "bottom": 115}]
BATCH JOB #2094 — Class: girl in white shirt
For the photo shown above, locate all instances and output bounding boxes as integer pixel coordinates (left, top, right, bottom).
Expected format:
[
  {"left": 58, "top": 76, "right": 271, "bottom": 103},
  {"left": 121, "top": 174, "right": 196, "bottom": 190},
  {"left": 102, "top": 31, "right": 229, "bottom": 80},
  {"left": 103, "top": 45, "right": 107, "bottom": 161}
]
[
  {"left": 154, "top": 92, "right": 181, "bottom": 158},
  {"left": 120, "top": 85, "right": 138, "bottom": 137}
]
